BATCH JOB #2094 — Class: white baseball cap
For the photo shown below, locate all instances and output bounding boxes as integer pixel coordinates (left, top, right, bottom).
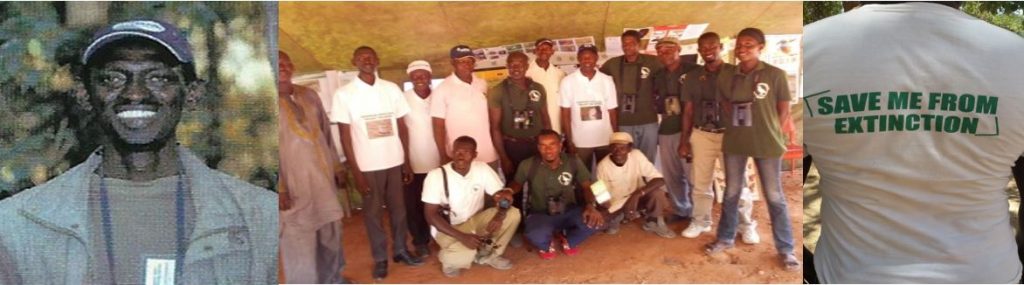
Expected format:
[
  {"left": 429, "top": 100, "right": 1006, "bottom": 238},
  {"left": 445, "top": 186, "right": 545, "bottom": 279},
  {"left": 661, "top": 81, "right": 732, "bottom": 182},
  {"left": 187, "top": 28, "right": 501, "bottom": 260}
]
[{"left": 407, "top": 60, "right": 432, "bottom": 74}]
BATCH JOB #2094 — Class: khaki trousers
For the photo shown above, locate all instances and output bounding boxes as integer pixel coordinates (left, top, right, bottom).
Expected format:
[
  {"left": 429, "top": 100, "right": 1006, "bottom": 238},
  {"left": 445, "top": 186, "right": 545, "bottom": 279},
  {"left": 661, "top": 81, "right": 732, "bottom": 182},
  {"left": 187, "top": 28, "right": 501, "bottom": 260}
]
[
  {"left": 435, "top": 207, "right": 521, "bottom": 269},
  {"left": 689, "top": 128, "right": 755, "bottom": 228}
]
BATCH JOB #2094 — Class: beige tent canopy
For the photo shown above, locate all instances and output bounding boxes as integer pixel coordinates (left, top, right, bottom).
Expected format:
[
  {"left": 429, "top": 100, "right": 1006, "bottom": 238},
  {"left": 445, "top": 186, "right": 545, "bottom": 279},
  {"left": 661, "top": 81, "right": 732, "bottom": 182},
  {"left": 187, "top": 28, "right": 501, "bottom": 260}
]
[{"left": 279, "top": 1, "right": 802, "bottom": 82}]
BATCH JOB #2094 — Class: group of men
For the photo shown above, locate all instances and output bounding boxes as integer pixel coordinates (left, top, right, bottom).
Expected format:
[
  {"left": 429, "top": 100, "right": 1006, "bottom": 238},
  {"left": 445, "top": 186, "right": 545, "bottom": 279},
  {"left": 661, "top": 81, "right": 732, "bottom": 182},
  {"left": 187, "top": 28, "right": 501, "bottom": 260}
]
[{"left": 278, "top": 29, "right": 797, "bottom": 282}]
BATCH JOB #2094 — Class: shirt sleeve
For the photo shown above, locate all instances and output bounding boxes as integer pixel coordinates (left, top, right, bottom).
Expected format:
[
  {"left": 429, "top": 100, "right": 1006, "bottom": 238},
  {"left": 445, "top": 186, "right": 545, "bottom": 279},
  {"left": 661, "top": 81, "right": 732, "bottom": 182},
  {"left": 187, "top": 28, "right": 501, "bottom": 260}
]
[
  {"left": 481, "top": 162, "right": 505, "bottom": 195},
  {"left": 486, "top": 85, "right": 503, "bottom": 109},
  {"left": 421, "top": 168, "right": 446, "bottom": 205},
  {"left": 429, "top": 84, "right": 448, "bottom": 119},
  {"left": 604, "top": 76, "right": 619, "bottom": 109},
  {"left": 513, "top": 158, "right": 532, "bottom": 184},
  {"left": 329, "top": 88, "right": 350, "bottom": 124},
  {"left": 635, "top": 151, "right": 663, "bottom": 179}
]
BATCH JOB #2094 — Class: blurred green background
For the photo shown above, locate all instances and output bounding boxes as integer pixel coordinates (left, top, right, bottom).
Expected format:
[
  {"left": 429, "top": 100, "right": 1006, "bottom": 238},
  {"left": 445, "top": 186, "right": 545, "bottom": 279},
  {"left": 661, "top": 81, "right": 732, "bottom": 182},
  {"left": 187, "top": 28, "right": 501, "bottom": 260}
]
[
  {"left": 0, "top": 2, "right": 279, "bottom": 200},
  {"left": 802, "top": 1, "right": 1024, "bottom": 252}
]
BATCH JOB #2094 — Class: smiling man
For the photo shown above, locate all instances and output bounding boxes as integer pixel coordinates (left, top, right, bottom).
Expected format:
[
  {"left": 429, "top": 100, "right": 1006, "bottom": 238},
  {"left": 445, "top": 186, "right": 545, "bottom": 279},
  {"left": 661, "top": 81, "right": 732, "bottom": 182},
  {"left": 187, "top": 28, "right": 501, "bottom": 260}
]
[{"left": 0, "top": 20, "right": 278, "bottom": 284}]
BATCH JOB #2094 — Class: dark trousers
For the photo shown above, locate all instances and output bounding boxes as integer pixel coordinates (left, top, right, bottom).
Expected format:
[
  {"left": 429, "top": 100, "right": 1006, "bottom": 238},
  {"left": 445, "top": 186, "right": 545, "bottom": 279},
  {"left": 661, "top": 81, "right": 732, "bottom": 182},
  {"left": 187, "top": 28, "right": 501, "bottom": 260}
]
[
  {"left": 576, "top": 146, "right": 611, "bottom": 173},
  {"left": 404, "top": 173, "right": 431, "bottom": 248},
  {"left": 503, "top": 137, "right": 538, "bottom": 211},
  {"left": 362, "top": 165, "right": 409, "bottom": 262},
  {"left": 524, "top": 206, "right": 598, "bottom": 249},
  {"left": 804, "top": 246, "right": 817, "bottom": 284}
]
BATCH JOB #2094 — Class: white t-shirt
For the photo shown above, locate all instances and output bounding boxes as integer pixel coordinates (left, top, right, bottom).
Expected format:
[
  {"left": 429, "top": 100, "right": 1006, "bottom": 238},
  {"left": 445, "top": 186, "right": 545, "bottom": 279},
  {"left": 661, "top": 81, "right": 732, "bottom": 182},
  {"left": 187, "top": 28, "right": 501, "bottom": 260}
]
[
  {"left": 404, "top": 89, "right": 441, "bottom": 174},
  {"left": 526, "top": 59, "right": 567, "bottom": 134},
  {"left": 329, "top": 77, "right": 410, "bottom": 172},
  {"left": 421, "top": 161, "right": 505, "bottom": 236},
  {"left": 560, "top": 69, "right": 619, "bottom": 148},
  {"left": 804, "top": 3, "right": 1024, "bottom": 283},
  {"left": 430, "top": 73, "right": 498, "bottom": 163},
  {"left": 595, "top": 149, "right": 663, "bottom": 213}
]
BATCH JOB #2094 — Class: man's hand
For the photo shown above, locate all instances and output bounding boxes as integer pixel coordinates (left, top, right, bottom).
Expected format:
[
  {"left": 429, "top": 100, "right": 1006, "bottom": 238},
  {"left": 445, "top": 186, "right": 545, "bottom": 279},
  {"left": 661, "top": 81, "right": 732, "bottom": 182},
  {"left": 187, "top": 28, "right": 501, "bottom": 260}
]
[
  {"left": 493, "top": 189, "right": 514, "bottom": 205},
  {"left": 353, "top": 171, "right": 370, "bottom": 195},
  {"left": 782, "top": 117, "right": 796, "bottom": 145},
  {"left": 455, "top": 232, "right": 485, "bottom": 249},
  {"left": 583, "top": 205, "right": 604, "bottom": 229},
  {"left": 678, "top": 141, "right": 692, "bottom": 159},
  {"left": 402, "top": 163, "right": 414, "bottom": 185},
  {"left": 486, "top": 212, "right": 506, "bottom": 234}
]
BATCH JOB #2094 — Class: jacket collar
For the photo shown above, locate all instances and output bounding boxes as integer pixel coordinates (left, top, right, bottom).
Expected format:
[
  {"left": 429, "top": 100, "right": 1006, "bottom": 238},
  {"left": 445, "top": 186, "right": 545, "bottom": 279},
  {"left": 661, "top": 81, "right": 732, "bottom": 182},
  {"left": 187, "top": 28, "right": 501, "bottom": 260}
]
[{"left": 18, "top": 145, "right": 248, "bottom": 244}]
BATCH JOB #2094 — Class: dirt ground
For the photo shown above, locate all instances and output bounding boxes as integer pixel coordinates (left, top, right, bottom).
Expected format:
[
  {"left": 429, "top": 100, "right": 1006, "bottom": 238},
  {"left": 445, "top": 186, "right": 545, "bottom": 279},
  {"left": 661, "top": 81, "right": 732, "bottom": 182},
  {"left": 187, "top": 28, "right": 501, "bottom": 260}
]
[{"left": 326, "top": 171, "right": 803, "bottom": 284}]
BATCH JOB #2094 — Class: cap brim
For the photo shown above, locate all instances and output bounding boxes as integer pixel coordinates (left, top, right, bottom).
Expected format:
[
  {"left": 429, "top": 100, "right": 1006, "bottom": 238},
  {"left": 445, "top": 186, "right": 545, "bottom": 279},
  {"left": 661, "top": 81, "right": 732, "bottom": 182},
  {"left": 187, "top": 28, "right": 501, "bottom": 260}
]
[{"left": 81, "top": 31, "right": 188, "bottom": 64}]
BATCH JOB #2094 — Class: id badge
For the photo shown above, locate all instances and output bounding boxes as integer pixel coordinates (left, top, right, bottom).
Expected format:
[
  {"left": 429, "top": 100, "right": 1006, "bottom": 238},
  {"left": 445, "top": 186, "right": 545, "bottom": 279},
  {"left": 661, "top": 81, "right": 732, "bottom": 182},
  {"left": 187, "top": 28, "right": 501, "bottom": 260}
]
[
  {"left": 622, "top": 94, "right": 637, "bottom": 114},
  {"left": 732, "top": 102, "right": 753, "bottom": 127},
  {"left": 144, "top": 258, "right": 175, "bottom": 285}
]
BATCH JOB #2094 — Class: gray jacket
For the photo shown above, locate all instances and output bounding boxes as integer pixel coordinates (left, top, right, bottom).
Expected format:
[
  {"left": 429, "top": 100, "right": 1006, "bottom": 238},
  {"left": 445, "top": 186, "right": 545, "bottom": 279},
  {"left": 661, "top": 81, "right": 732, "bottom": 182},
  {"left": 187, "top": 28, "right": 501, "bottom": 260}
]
[{"left": 0, "top": 147, "right": 278, "bottom": 284}]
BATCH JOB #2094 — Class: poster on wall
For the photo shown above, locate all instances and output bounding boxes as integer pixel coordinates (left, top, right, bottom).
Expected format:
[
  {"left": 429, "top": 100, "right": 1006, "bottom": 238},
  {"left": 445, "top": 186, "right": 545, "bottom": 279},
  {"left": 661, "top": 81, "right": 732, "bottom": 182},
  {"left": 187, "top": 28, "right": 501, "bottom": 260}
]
[{"left": 623, "top": 23, "right": 708, "bottom": 54}]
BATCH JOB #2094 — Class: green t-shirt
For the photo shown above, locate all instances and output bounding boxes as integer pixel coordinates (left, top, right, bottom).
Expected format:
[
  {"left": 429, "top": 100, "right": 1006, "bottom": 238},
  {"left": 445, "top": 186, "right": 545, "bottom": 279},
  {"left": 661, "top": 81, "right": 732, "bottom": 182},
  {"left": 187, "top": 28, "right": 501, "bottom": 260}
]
[
  {"left": 89, "top": 175, "right": 195, "bottom": 284},
  {"left": 652, "top": 60, "right": 701, "bottom": 135},
  {"left": 513, "top": 154, "right": 591, "bottom": 213},
  {"left": 681, "top": 63, "right": 731, "bottom": 131},
  {"left": 717, "top": 62, "right": 791, "bottom": 158},
  {"left": 599, "top": 54, "right": 663, "bottom": 126},
  {"left": 487, "top": 79, "right": 548, "bottom": 139}
]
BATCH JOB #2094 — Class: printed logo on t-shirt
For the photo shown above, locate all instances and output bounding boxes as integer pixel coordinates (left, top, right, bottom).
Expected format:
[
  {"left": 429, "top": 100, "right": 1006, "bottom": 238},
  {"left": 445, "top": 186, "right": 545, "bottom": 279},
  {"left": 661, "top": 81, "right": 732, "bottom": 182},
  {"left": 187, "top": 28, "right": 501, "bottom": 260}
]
[
  {"left": 665, "top": 97, "right": 681, "bottom": 116},
  {"left": 805, "top": 90, "right": 1000, "bottom": 136},
  {"left": 363, "top": 113, "right": 395, "bottom": 139},
  {"left": 579, "top": 100, "right": 604, "bottom": 121},
  {"left": 678, "top": 74, "right": 687, "bottom": 85},
  {"left": 641, "top": 67, "right": 651, "bottom": 79},
  {"left": 529, "top": 90, "right": 541, "bottom": 102},
  {"left": 558, "top": 172, "right": 573, "bottom": 186},
  {"left": 754, "top": 83, "right": 770, "bottom": 100}
]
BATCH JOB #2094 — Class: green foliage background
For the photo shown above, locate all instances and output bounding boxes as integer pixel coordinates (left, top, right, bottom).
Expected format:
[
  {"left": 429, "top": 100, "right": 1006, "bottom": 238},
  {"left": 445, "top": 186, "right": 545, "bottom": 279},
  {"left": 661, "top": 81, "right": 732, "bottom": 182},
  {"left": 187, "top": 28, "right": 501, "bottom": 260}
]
[{"left": 0, "top": 2, "right": 279, "bottom": 199}]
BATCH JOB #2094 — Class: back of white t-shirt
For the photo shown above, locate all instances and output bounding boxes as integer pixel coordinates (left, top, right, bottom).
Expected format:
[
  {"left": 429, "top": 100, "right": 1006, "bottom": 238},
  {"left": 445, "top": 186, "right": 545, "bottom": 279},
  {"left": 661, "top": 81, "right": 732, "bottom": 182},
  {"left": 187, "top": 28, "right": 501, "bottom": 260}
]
[{"left": 804, "top": 3, "right": 1024, "bottom": 283}]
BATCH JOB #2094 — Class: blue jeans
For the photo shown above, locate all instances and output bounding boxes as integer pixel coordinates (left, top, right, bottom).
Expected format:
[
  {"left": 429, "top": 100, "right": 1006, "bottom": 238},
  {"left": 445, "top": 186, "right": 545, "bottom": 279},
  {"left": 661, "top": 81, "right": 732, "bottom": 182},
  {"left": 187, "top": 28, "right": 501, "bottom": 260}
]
[
  {"left": 619, "top": 123, "right": 659, "bottom": 165},
  {"left": 524, "top": 206, "right": 598, "bottom": 249},
  {"left": 715, "top": 154, "right": 794, "bottom": 254},
  {"left": 658, "top": 134, "right": 692, "bottom": 217}
]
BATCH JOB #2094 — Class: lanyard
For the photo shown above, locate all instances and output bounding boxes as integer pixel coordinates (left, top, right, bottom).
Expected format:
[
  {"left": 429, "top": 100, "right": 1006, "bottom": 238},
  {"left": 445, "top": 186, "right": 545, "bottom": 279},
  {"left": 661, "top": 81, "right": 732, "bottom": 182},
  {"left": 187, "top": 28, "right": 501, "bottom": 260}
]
[
  {"left": 97, "top": 150, "right": 189, "bottom": 284},
  {"left": 617, "top": 57, "right": 644, "bottom": 95}
]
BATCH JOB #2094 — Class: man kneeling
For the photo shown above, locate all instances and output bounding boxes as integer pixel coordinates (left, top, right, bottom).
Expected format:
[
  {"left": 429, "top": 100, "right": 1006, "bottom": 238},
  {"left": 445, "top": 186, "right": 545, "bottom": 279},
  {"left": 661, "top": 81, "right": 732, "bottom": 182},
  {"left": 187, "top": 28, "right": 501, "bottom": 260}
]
[
  {"left": 423, "top": 136, "right": 521, "bottom": 277},
  {"left": 595, "top": 132, "right": 674, "bottom": 238}
]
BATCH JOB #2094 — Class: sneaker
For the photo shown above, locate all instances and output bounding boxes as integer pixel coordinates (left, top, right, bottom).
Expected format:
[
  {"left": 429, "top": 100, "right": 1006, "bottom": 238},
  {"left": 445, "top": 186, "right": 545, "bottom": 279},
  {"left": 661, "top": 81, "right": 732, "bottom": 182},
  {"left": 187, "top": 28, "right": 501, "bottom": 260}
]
[
  {"left": 442, "top": 266, "right": 461, "bottom": 277},
  {"left": 642, "top": 219, "right": 677, "bottom": 239},
  {"left": 780, "top": 252, "right": 801, "bottom": 271},
  {"left": 704, "top": 241, "right": 734, "bottom": 255},
  {"left": 604, "top": 214, "right": 624, "bottom": 235},
  {"left": 538, "top": 240, "right": 557, "bottom": 260},
  {"left": 739, "top": 221, "right": 760, "bottom": 244},
  {"left": 477, "top": 255, "right": 513, "bottom": 270},
  {"left": 681, "top": 223, "right": 711, "bottom": 238},
  {"left": 555, "top": 234, "right": 579, "bottom": 256},
  {"left": 510, "top": 232, "right": 524, "bottom": 248}
]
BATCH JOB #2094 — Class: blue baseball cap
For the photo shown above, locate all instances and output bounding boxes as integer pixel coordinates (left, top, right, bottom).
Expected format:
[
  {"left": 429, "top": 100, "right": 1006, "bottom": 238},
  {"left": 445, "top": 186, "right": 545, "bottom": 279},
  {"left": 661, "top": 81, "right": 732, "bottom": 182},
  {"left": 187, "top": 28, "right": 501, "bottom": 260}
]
[
  {"left": 82, "top": 19, "right": 193, "bottom": 65},
  {"left": 450, "top": 45, "right": 474, "bottom": 59}
]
